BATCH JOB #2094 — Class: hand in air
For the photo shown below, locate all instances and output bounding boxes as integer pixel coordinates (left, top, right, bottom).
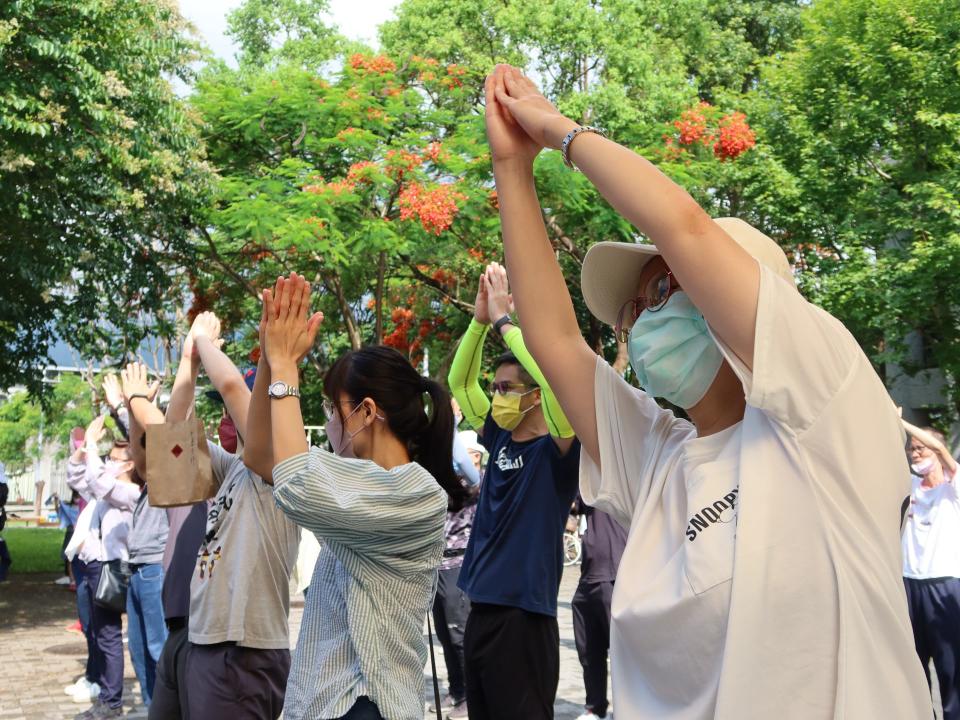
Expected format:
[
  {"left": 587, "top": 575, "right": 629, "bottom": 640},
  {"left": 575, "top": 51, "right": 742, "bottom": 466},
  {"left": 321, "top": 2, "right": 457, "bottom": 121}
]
[
  {"left": 262, "top": 272, "right": 324, "bottom": 369},
  {"left": 484, "top": 65, "right": 543, "bottom": 166},
  {"left": 473, "top": 272, "right": 492, "bottom": 325},
  {"left": 84, "top": 415, "right": 107, "bottom": 449},
  {"left": 484, "top": 262, "right": 515, "bottom": 320},
  {"left": 489, "top": 64, "right": 574, "bottom": 153},
  {"left": 120, "top": 362, "right": 160, "bottom": 404},
  {"left": 102, "top": 374, "right": 123, "bottom": 410}
]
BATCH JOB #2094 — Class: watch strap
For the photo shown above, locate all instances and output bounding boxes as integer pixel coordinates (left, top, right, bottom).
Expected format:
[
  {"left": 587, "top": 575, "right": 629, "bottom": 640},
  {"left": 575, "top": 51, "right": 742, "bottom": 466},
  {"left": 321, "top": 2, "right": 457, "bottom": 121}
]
[{"left": 493, "top": 315, "right": 514, "bottom": 334}]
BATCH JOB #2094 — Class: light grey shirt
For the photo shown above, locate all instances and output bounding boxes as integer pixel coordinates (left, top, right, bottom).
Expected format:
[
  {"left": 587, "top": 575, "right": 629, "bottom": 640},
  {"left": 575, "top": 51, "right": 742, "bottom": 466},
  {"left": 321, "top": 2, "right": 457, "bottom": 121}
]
[
  {"left": 273, "top": 448, "right": 446, "bottom": 720},
  {"left": 188, "top": 443, "right": 300, "bottom": 649}
]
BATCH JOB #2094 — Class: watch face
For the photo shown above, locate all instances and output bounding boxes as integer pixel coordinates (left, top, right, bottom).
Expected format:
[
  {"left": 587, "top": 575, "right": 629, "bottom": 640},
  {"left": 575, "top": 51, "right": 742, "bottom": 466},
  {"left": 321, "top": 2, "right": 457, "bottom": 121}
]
[{"left": 269, "top": 381, "right": 288, "bottom": 397}]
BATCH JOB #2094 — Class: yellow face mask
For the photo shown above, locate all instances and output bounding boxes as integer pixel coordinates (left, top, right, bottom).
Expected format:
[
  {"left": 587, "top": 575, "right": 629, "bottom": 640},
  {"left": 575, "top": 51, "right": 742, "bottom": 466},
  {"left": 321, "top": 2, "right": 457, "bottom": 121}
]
[{"left": 491, "top": 389, "right": 538, "bottom": 431}]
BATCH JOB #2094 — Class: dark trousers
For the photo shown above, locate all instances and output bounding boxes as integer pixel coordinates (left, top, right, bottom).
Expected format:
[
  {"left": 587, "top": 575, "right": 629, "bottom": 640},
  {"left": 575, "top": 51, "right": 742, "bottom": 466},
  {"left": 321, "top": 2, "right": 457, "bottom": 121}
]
[
  {"left": 571, "top": 580, "right": 614, "bottom": 718},
  {"left": 182, "top": 641, "right": 290, "bottom": 720},
  {"left": 432, "top": 565, "right": 471, "bottom": 703},
  {"left": 83, "top": 560, "right": 124, "bottom": 708},
  {"left": 906, "top": 577, "right": 960, "bottom": 720},
  {"left": 73, "top": 557, "right": 99, "bottom": 684},
  {"left": 334, "top": 696, "right": 384, "bottom": 719},
  {"left": 463, "top": 602, "right": 559, "bottom": 720},
  {"left": 149, "top": 622, "right": 189, "bottom": 720}
]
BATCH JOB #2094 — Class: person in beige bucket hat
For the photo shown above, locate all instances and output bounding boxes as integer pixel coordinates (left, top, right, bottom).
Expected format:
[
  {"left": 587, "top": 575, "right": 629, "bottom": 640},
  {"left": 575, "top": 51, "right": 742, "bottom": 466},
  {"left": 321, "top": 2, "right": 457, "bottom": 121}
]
[{"left": 480, "top": 63, "right": 932, "bottom": 720}]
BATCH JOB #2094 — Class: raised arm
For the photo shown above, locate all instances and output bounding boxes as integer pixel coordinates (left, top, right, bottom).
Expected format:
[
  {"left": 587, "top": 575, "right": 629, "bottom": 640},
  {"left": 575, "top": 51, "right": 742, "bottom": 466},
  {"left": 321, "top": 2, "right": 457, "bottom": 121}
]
[
  {"left": 493, "top": 65, "right": 760, "bottom": 368},
  {"left": 102, "top": 374, "right": 129, "bottom": 440},
  {"left": 191, "top": 312, "right": 251, "bottom": 440},
  {"left": 447, "top": 274, "right": 492, "bottom": 433},
  {"left": 262, "top": 273, "right": 323, "bottom": 469},
  {"left": 80, "top": 415, "right": 141, "bottom": 511},
  {"left": 484, "top": 70, "right": 600, "bottom": 462},
  {"left": 120, "top": 362, "right": 164, "bottom": 479},
  {"left": 244, "top": 293, "right": 276, "bottom": 482},
  {"left": 166, "top": 333, "right": 201, "bottom": 423},
  {"left": 485, "top": 262, "right": 574, "bottom": 443},
  {"left": 903, "top": 419, "right": 958, "bottom": 476}
]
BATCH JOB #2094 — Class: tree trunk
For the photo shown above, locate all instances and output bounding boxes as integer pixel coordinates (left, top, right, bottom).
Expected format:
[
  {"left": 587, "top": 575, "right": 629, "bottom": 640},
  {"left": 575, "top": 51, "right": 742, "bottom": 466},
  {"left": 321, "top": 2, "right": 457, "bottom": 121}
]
[
  {"left": 325, "top": 272, "right": 362, "bottom": 350},
  {"left": 374, "top": 250, "right": 387, "bottom": 345}
]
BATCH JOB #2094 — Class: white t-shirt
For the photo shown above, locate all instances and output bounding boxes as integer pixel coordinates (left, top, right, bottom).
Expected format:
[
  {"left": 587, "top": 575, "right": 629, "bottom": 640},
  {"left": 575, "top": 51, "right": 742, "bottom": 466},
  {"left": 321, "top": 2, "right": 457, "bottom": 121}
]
[
  {"left": 189, "top": 443, "right": 301, "bottom": 649},
  {"left": 581, "top": 265, "right": 932, "bottom": 719},
  {"left": 903, "top": 469, "right": 960, "bottom": 579}
]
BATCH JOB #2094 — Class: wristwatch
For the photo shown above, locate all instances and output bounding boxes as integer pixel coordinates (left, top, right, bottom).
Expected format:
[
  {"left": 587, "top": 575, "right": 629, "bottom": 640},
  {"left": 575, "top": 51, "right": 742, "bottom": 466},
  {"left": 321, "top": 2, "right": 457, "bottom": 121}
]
[
  {"left": 268, "top": 381, "right": 301, "bottom": 400},
  {"left": 493, "top": 315, "right": 514, "bottom": 334}
]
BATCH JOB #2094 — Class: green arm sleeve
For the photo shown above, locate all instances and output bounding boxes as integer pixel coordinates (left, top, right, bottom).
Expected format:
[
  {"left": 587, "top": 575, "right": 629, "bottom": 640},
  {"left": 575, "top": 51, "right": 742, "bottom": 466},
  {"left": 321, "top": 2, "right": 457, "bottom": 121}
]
[
  {"left": 448, "top": 318, "right": 491, "bottom": 432},
  {"left": 502, "top": 326, "right": 574, "bottom": 438}
]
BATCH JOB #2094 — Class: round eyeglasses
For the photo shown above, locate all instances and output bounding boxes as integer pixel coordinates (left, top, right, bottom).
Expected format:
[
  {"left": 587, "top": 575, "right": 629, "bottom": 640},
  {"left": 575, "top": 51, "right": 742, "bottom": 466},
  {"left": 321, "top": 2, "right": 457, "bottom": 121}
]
[{"left": 614, "top": 270, "right": 680, "bottom": 343}]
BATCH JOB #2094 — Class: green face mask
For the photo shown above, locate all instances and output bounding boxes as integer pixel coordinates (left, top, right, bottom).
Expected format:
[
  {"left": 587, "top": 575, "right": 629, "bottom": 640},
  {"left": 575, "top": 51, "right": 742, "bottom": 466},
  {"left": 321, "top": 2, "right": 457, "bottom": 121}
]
[{"left": 491, "top": 389, "right": 538, "bottom": 431}]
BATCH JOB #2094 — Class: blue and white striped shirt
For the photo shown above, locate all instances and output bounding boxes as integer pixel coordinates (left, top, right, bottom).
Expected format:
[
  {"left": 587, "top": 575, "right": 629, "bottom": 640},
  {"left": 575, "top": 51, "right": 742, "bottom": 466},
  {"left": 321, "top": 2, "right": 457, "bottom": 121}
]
[{"left": 273, "top": 448, "right": 446, "bottom": 720}]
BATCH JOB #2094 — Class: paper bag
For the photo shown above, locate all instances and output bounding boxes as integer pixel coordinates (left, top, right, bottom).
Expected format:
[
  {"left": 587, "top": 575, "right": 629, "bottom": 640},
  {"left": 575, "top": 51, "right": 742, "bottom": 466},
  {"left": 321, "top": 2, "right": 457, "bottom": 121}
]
[{"left": 146, "top": 417, "right": 216, "bottom": 507}]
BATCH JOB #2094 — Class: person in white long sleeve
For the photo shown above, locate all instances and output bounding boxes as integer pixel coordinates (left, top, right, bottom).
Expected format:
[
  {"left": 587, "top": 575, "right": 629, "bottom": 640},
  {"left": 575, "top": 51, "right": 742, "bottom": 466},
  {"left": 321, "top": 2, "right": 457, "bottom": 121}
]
[{"left": 67, "top": 416, "right": 137, "bottom": 719}]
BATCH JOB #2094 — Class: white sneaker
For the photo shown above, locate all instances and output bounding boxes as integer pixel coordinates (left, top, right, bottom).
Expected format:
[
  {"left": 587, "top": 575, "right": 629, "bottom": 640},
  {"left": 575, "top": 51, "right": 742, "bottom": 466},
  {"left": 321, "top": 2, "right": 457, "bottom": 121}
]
[
  {"left": 575, "top": 713, "right": 602, "bottom": 720},
  {"left": 64, "top": 678, "right": 87, "bottom": 695},
  {"left": 54, "top": 576, "right": 72, "bottom": 585},
  {"left": 70, "top": 681, "right": 100, "bottom": 703}
]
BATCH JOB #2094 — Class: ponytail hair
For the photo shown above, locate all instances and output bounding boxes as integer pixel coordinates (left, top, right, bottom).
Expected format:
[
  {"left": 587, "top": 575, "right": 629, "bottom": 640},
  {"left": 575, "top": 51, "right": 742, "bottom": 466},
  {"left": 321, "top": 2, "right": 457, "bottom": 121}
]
[{"left": 323, "top": 345, "right": 469, "bottom": 511}]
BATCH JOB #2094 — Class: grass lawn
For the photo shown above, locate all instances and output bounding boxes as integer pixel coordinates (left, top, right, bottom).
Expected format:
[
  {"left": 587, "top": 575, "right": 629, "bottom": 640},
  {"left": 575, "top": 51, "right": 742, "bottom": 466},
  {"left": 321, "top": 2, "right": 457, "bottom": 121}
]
[{"left": 2, "top": 527, "right": 66, "bottom": 574}]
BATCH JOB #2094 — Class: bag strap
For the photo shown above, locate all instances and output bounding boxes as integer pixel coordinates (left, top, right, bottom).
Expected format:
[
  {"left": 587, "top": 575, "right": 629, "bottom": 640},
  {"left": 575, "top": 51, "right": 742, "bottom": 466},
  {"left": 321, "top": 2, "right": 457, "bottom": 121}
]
[{"left": 426, "top": 614, "right": 443, "bottom": 720}]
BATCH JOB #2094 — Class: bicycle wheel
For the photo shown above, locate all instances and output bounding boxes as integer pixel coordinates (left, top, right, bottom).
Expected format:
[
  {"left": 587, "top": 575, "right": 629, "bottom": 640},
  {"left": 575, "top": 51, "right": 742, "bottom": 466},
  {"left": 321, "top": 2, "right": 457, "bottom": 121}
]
[{"left": 563, "top": 531, "right": 581, "bottom": 566}]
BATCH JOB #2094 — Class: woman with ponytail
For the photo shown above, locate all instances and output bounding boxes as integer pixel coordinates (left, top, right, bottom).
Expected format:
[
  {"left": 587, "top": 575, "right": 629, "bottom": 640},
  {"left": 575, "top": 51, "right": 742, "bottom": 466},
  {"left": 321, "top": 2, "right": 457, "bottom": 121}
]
[{"left": 243, "top": 271, "right": 465, "bottom": 720}]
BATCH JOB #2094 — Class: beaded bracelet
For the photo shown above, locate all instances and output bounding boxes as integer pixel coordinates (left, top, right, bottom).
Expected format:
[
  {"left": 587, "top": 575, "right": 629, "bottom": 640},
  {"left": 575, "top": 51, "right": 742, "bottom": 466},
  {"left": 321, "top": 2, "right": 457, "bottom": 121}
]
[{"left": 561, "top": 125, "right": 607, "bottom": 169}]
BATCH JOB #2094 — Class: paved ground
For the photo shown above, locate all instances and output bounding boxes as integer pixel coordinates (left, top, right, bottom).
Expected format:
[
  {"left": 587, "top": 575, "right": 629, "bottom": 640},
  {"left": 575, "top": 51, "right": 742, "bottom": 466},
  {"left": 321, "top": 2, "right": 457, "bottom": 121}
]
[{"left": 0, "top": 570, "right": 600, "bottom": 720}]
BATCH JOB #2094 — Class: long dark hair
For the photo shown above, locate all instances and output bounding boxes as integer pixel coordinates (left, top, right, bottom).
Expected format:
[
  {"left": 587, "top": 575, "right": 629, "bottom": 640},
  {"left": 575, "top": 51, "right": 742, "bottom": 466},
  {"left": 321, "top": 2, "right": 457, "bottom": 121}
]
[{"left": 323, "top": 345, "right": 468, "bottom": 511}]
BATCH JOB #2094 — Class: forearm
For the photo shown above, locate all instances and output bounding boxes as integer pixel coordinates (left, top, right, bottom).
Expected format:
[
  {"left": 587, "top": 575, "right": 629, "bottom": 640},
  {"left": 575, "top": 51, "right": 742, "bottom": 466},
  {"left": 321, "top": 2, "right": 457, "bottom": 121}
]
[
  {"left": 495, "top": 162, "right": 584, "bottom": 357},
  {"left": 166, "top": 354, "right": 200, "bottom": 422},
  {"left": 126, "top": 409, "right": 147, "bottom": 479},
  {"left": 243, "top": 353, "right": 274, "bottom": 482},
  {"left": 108, "top": 405, "right": 129, "bottom": 440},
  {"left": 447, "top": 319, "right": 491, "bottom": 431},
  {"left": 903, "top": 420, "right": 958, "bottom": 474},
  {"left": 195, "top": 336, "right": 250, "bottom": 438},
  {"left": 501, "top": 326, "right": 573, "bottom": 438},
  {"left": 269, "top": 363, "right": 309, "bottom": 467}
]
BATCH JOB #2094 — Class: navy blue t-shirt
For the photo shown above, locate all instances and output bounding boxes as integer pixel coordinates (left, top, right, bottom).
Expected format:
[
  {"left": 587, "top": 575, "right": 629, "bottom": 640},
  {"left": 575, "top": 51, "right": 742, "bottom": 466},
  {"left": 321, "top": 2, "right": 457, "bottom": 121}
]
[{"left": 457, "top": 413, "right": 581, "bottom": 616}]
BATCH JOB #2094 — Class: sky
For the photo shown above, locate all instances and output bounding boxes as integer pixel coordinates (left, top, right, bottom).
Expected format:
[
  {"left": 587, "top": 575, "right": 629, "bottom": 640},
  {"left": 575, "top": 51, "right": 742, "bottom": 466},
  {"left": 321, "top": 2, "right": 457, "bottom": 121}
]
[{"left": 177, "top": 0, "right": 401, "bottom": 64}]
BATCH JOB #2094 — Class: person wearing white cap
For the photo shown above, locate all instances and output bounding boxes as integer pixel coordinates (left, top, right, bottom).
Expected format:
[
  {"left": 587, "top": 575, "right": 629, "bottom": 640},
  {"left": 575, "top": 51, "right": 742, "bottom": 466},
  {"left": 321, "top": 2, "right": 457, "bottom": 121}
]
[{"left": 481, "top": 64, "right": 931, "bottom": 719}]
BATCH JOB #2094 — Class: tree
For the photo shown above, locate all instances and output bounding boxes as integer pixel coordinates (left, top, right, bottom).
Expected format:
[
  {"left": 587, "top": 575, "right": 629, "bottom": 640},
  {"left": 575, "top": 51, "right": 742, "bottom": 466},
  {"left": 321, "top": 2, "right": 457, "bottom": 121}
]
[
  {"left": 189, "top": 53, "right": 508, "bottom": 419},
  {"left": 755, "top": 0, "right": 960, "bottom": 416},
  {"left": 0, "top": 0, "right": 214, "bottom": 396}
]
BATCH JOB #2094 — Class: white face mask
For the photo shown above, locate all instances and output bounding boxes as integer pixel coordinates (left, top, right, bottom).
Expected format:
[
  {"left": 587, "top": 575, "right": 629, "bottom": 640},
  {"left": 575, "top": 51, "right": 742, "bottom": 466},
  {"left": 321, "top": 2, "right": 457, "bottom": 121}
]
[{"left": 911, "top": 457, "right": 935, "bottom": 476}]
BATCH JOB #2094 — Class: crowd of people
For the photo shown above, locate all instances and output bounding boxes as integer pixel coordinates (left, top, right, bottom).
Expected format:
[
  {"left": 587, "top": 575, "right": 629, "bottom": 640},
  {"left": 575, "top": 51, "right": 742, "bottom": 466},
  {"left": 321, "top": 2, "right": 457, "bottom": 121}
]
[{"left": 33, "top": 64, "right": 960, "bottom": 720}]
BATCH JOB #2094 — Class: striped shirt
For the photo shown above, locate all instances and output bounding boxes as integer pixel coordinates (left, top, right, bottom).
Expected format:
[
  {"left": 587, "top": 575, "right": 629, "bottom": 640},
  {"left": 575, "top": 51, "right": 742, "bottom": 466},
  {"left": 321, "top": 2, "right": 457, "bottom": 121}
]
[{"left": 273, "top": 448, "right": 447, "bottom": 720}]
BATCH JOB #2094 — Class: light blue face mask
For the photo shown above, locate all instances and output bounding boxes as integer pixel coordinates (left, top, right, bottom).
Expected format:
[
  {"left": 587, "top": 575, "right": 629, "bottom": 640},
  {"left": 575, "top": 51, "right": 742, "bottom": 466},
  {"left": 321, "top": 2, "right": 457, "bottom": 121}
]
[{"left": 627, "top": 291, "right": 724, "bottom": 409}]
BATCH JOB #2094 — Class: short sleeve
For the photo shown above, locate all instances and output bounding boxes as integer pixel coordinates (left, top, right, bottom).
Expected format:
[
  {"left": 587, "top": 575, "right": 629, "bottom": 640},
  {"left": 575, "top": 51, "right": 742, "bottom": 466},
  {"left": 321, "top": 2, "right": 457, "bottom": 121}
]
[
  {"left": 710, "top": 264, "right": 861, "bottom": 433},
  {"left": 579, "top": 357, "right": 692, "bottom": 529},
  {"left": 206, "top": 441, "right": 239, "bottom": 489}
]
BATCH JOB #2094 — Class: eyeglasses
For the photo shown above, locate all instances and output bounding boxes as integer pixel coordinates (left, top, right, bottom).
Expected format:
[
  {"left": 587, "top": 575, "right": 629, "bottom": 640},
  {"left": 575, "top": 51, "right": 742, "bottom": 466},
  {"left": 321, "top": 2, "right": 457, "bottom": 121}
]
[
  {"left": 489, "top": 381, "right": 534, "bottom": 395},
  {"left": 614, "top": 270, "right": 680, "bottom": 343},
  {"left": 322, "top": 398, "right": 356, "bottom": 420}
]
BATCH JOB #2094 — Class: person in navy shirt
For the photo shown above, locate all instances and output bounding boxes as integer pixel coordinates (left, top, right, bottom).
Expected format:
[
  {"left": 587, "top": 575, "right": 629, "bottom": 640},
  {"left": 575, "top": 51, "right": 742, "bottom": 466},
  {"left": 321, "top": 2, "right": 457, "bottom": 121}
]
[{"left": 449, "top": 263, "right": 580, "bottom": 720}]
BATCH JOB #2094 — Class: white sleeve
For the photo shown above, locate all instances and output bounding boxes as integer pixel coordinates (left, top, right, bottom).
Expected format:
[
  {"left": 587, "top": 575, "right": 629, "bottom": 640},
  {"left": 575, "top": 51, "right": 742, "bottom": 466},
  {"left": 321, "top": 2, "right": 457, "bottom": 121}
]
[
  {"left": 205, "top": 441, "right": 236, "bottom": 489},
  {"left": 579, "top": 356, "right": 691, "bottom": 529},
  {"left": 711, "top": 264, "right": 861, "bottom": 433}
]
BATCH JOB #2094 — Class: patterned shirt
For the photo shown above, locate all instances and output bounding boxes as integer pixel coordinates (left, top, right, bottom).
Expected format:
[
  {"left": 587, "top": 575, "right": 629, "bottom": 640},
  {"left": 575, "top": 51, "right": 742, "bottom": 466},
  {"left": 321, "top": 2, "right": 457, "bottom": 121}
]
[
  {"left": 273, "top": 448, "right": 447, "bottom": 720},
  {"left": 440, "top": 501, "right": 477, "bottom": 571}
]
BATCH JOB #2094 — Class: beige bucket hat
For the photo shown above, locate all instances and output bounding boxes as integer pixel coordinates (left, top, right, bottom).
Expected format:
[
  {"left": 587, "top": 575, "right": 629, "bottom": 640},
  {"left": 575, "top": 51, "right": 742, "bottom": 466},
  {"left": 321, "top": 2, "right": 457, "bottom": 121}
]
[{"left": 580, "top": 217, "right": 794, "bottom": 327}]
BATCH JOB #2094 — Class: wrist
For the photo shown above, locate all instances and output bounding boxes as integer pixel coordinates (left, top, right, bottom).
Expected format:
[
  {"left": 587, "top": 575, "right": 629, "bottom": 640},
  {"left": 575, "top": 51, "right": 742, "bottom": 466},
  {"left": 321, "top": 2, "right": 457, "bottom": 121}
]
[
  {"left": 492, "top": 157, "right": 535, "bottom": 177},
  {"left": 270, "top": 363, "right": 299, "bottom": 384},
  {"left": 546, "top": 115, "right": 580, "bottom": 150}
]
